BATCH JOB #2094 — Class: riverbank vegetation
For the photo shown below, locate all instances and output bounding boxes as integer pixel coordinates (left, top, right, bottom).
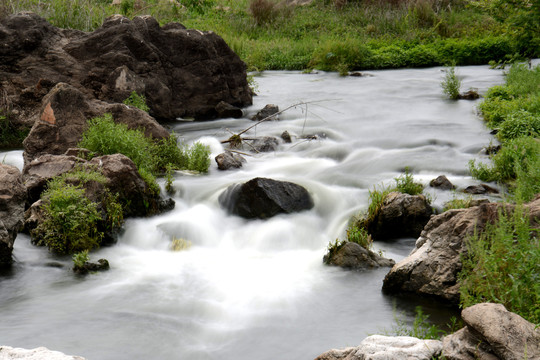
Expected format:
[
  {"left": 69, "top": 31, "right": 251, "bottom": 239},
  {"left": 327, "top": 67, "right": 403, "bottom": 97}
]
[
  {"left": 462, "top": 63, "right": 540, "bottom": 325},
  {"left": 1, "top": 0, "right": 537, "bottom": 72}
]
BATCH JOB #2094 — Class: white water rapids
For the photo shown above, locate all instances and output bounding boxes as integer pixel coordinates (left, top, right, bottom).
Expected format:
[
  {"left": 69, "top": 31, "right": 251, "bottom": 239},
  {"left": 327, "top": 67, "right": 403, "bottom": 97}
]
[{"left": 0, "top": 65, "right": 506, "bottom": 359}]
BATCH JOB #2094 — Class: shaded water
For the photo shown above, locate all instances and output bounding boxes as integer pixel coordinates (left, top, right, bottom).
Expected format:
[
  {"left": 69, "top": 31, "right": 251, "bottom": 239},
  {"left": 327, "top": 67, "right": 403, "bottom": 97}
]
[{"left": 0, "top": 65, "right": 505, "bottom": 359}]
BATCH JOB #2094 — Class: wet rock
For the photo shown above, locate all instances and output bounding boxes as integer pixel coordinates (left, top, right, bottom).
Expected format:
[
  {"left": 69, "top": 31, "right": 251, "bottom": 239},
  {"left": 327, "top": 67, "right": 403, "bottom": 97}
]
[
  {"left": 73, "top": 258, "right": 110, "bottom": 275},
  {"left": 442, "top": 303, "right": 540, "bottom": 360},
  {"left": 429, "top": 175, "right": 455, "bottom": 190},
  {"left": 383, "top": 196, "right": 540, "bottom": 302},
  {"left": 463, "top": 184, "right": 499, "bottom": 195},
  {"left": 0, "top": 165, "right": 27, "bottom": 267},
  {"left": 315, "top": 335, "right": 442, "bottom": 360},
  {"left": 1, "top": 12, "right": 251, "bottom": 123},
  {"left": 219, "top": 177, "right": 314, "bottom": 219},
  {"left": 251, "top": 104, "right": 279, "bottom": 121},
  {"left": 22, "top": 83, "right": 169, "bottom": 165},
  {"left": 365, "top": 192, "right": 433, "bottom": 241},
  {"left": 249, "top": 136, "right": 279, "bottom": 152},
  {"left": 323, "top": 241, "right": 395, "bottom": 270},
  {"left": 215, "top": 151, "right": 246, "bottom": 170},
  {"left": 0, "top": 346, "right": 86, "bottom": 360},
  {"left": 458, "top": 89, "right": 480, "bottom": 100},
  {"left": 215, "top": 101, "right": 243, "bottom": 119},
  {"left": 281, "top": 130, "right": 292, "bottom": 143}
]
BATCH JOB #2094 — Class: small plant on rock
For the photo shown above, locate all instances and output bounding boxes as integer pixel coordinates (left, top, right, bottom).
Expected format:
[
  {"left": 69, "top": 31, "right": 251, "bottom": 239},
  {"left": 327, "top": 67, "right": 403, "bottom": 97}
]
[
  {"left": 346, "top": 223, "right": 372, "bottom": 250},
  {"left": 394, "top": 167, "right": 424, "bottom": 195},
  {"left": 72, "top": 250, "right": 90, "bottom": 270},
  {"left": 123, "top": 91, "right": 150, "bottom": 112}
]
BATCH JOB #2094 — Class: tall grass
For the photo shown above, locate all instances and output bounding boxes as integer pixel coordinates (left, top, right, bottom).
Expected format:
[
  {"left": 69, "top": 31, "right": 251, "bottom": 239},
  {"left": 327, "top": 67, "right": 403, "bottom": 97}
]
[{"left": 459, "top": 206, "right": 540, "bottom": 325}]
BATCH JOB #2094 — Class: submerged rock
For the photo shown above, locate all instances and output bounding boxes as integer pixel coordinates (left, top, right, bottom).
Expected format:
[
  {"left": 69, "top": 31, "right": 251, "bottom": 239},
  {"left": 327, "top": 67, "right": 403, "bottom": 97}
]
[
  {"left": 0, "top": 164, "right": 27, "bottom": 267},
  {"left": 251, "top": 104, "right": 279, "bottom": 121},
  {"left": 250, "top": 136, "right": 279, "bottom": 152},
  {"left": 315, "top": 335, "right": 442, "bottom": 360},
  {"left": 73, "top": 259, "right": 110, "bottom": 275},
  {"left": 219, "top": 177, "right": 314, "bottom": 219},
  {"left": 442, "top": 303, "right": 540, "bottom": 360},
  {"left": 323, "top": 241, "right": 395, "bottom": 270},
  {"left": 429, "top": 175, "right": 455, "bottom": 190}
]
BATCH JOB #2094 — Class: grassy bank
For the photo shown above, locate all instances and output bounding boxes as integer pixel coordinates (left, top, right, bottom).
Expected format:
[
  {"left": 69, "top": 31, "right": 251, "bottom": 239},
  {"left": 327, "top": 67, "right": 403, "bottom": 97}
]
[
  {"left": 2, "top": 0, "right": 537, "bottom": 72},
  {"left": 461, "top": 63, "right": 540, "bottom": 325}
]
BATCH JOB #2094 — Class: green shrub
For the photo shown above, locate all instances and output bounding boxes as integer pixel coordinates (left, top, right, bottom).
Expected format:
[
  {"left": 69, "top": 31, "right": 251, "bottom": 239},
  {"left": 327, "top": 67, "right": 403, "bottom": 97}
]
[
  {"left": 459, "top": 206, "right": 540, "bottom": 325},
  {"left": 498, "top": 110, "right": 540, "bottom": 141},
  {"left": 72, "top": 250, "right": 90, "bottom": 269},
  {"left": 394, "top": 167, "right": 424, "bottom": 195},
  {"left": 441, "top": 66, "right": 461, "bottom": 100},
  {"left": 123, "top": 91, "right": 150, "bottom": 112},
  {"left": 366, "top": 185, "right": 393, "bottom": 225},
  {"left": 34, "top": 182, "right": 102, "bottom": 255},
  {"left": 346, "top": 223, "right": 372, "bottom": 250},
  {"left": 443, "top": 195, "right": 475, "bottom": 211},
  {"left": 181, "top": 142, "right": 211, "bottom": 173}
]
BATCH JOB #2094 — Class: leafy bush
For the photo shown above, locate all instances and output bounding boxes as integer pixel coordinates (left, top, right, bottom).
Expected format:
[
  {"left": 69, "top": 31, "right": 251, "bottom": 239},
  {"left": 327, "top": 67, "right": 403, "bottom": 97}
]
[
  {"left": 459, "top": 206, "right": 540, "bottom": 325},
  {"left": 441, "top": 66, "right": 461, "bottom": 100},
  {"left": 32, "top": 167, "right": 124, "bottom": 255},
  {"left": 394, "top": 167, "right": 424, "bottom": 195},
  {"left": 123, "top": 91, "right": 150, "bottom": 112},
  {"left": 498, "top": 110, "right": 540, "bottom": 141},
  {"left": 72, "top": 250, "right": 90, "bottom": 270}
]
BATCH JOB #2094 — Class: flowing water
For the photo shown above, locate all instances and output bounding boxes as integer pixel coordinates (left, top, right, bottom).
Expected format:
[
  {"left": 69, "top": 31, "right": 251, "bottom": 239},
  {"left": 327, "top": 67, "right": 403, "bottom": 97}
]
[{"left": 0, "top": 65, "right": 506, "bottom": 359}]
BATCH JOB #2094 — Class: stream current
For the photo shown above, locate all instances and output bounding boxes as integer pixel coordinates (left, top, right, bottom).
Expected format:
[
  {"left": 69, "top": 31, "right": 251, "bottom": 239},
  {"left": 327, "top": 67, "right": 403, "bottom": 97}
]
[{"left": 0, "top": 65, "right": 506, "bottom": 359}]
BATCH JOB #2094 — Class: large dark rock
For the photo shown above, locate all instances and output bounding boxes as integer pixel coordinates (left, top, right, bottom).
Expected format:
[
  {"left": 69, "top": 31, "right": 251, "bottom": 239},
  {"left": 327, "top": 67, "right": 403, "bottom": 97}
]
[
  {"left": 215, "top": 151, "right": 246, "bottom": 170},
  {"left": 429, "top": 175, "right": 455, "bottom": 190},
  {"left": 365, "top": 192, "right": 433, "bottom": 240},
  {"left": 0, "top": 12, "right": 252, "bottom": 124},
  {"left": 323, "top": 241, "right": 395, "bottom": 270},
  {"left": 383, "top": 196, "right": 540, "bottom": 303},
  {"left": 22, "top": 83, "right": 170, "bottom": 165},
  {"left": 219, "top": 177, "right": 314, "bottom": 219},
  {"left": 442, "top": 303, "right": 540, "bottom": 360},
  {"left": 0, "top": 164, "right": 27, "bottom": 267}
]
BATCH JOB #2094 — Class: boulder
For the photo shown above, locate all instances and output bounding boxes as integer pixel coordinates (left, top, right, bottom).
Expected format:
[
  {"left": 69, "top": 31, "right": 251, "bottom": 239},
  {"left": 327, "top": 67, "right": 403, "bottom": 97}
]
[
  {"left": 251, "top": 104, "right": 279, "bottom": 121},
  {"left": 315, "top": 335, "right": 442, "bottom": 360},
  {"left": 0, "top": 346, "right": 85, "bottom": 360},
  {"left": 383, "top": 197, "right": 540, "bottom": 302},
  {"left": 21, "top": 83, "right": 170, "bottom": 165},
  {"left": 429, "top": 175, "right": 455, "bottom": 190},
  {"left": 219, "top": 177, "right": 314, "bottom": 219},
  {"left": 365, "top": 192, "right": 433, "bottom": 241},
  {"left": 0, "top": 164, "right": 27, "bottom": 266},
  {"left": 442, "top": 303, "right": 540, "bottom": 360},
  {"left": 458, "top": 90, "right": 480, "bottom": 100},
  {"left": 0, "top": 12, "right": 252, "bottom": 123},
  {"left": 323, "top": 241, "right": 395, "bottom": 270},
  {"left": 215, "top": 151, "right": 246, "bottom": 170},
  {"left": 215, "top": 101, "right": 243, "bottom": 119}
]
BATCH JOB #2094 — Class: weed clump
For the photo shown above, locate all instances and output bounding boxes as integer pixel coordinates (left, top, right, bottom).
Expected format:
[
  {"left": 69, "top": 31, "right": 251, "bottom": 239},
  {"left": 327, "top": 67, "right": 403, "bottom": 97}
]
[
  {"left": 123, "top": 91, "right": 150, "bottom": 112},
  {"left": 441, "top": 66, "right": 461, "bottom": 100}
]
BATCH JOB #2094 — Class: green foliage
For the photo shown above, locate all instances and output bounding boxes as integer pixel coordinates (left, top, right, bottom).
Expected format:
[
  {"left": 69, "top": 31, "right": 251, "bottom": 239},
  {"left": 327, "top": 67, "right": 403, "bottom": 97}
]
[
  {"left": 443, "top": 195, "right": 475, "bottom": 211},
  {"left": 180, "top": 142, "right": 211, "bottom": 173},
  {"left": 164, "top": 164, "right": 175, "bottom": 194},
  {"left": 459, "top": 206, "right": 540, "bottom": 325},
  {"left": 324, "top": 238, "right": 345, "bottom": 264},
  {"left": 394, "top": 167, "right": 424, "bottom": 195},
  {"left": 72, "top": 250, "right": 90, "bottom": 269},
  {"left": 249, "top": 0, "right": 280, "bottom": 26},
  {"left": 32, "top": 167, "right": 124, "bottom": 255},
  {"left": 366, "top": 185, "right": 393, "bottom": 225},
  {"left": 441, "top": 66, "right": 461, "bottom": 100},
  {"left": 498, "top": 110, "right": 540, "bottom": 141},
  {"left": 346, "top": 223, "right": 372, "bottom": 250},
  {"left": 123, "top": 91, "right": 150, "bottom": 112},
  {"left": 34, "top": 182, "right": 102, "bottom": 255}
]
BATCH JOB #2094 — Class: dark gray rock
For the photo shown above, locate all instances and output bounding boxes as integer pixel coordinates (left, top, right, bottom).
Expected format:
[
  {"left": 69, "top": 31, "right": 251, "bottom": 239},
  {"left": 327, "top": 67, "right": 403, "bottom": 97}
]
[
  {"left": 251, "top": 104, "right": 279, "bottom": 121},
  {"left": 463, "top": 184, "right": 499, "bottom": 195},
  {"left": 250, "top": 136, "right": 279, "bottom": 152},
  {"left": 281, "top": 130, "right": 292, "bottom": 143},
  {"left": 215, "top": 151, "right": 246, "bottom": 170},
  {"left": 219, "top": 177, "right": 314, "bottom": 219},
  {"left": 215, "top": 101, "right": 243, "bottom": 119},
  {"left": 323, "top": 241, "right": 395, "bottom": 270},
  {"left": 429, "top": 175, "right": 455, "bottom": 190}
]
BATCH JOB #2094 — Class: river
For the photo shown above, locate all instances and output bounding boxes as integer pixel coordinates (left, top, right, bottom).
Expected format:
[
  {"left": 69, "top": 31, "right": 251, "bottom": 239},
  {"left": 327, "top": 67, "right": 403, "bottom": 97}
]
[{"left": 0, "top": 65, "right": 505, "bottom": 359}]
